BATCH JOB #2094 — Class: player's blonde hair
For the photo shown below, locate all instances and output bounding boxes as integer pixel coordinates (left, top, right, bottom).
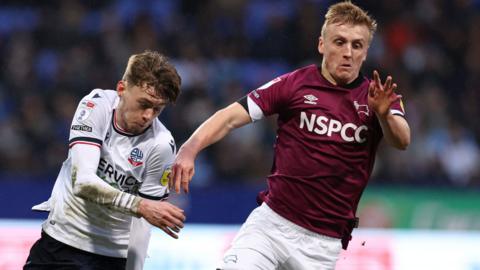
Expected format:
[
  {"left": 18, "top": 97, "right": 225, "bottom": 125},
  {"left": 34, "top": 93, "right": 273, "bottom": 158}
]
[
  {"left": 321, "top": 1, "right": 377, "bottom": 43},
  {"left": 122, "top": 50, "right": 181, "bottom": 104}
]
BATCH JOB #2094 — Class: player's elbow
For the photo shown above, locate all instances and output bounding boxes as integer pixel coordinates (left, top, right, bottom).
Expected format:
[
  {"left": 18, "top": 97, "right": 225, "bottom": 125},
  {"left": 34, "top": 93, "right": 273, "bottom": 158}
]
[
  {"left": 71, "top": 166, "right": 100, "bottom": 200},
  {"left": 214, "top": 108, "right": 238, "bottom": 131},
  {"left": 219, "top": 103, "right": 252, "bottom": 130},
  {"left": 72, "top": 179, "right": 95, "bottom": 199},
  {"left": 395, "top": 139, "right": 409, "bottom": 150},
  {"left": 394, "top": 132, "right": 410, "bottom": 150}
]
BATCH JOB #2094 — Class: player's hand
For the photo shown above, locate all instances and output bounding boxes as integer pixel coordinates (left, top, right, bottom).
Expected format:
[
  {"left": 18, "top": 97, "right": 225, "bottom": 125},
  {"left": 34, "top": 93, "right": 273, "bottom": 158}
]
[
  {"left": 170, "top": 146, "right": 196, "bottom": 194},
  {"left": 138, "top": 199, "right": 185, "bottom": 239},
  {"left": 368, "top": 70, "right": 401, "bottom": 117}
]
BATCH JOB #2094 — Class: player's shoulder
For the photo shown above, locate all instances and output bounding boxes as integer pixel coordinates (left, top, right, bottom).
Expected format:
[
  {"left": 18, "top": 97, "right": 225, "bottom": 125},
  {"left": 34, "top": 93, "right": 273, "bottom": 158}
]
[
  {"left": 279, "top": 64, "right": 319, "bottom": 87},
  {"left": 288, "top": 64, "right": 318, "bottom": 78},
  {"left": 149, "top": 120, "right": 176, "bottom": 156},
  {"left": 74, "top": 89, "right": 116, "bottom": 124},
  {"left": 80, "top": 89, "right": 117, "bottom": 108}
]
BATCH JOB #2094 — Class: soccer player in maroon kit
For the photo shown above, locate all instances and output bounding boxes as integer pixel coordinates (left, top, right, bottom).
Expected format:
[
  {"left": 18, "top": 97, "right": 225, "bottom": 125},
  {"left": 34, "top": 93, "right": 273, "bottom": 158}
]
[{"left": 172, "top": 1, "right": 410, "bottom": 269}]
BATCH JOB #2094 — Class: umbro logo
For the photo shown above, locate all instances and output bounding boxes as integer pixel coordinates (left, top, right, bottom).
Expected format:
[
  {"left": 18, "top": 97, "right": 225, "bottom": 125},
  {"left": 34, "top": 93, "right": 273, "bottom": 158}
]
[{"left": 303, "top": 94, "right": 318, "bottom": 105}]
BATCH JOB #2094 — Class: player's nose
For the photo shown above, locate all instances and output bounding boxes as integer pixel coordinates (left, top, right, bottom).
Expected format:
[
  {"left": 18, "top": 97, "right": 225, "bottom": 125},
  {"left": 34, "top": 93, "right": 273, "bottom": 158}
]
[
  {"left": 142, "top": 108, "right": 155, "bottom": 122},
  {"left": 343, "top": 44, "right": 353, "bottom": 58}
]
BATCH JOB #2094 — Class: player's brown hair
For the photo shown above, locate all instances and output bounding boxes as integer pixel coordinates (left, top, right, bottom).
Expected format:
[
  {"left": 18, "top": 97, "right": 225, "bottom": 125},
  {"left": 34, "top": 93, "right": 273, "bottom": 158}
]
[
  {"left": 321, "top": 1, "right": 377, "bottom": 43},
  {"left": 122, "top": 50, "right": 181, "bottom": 103}
]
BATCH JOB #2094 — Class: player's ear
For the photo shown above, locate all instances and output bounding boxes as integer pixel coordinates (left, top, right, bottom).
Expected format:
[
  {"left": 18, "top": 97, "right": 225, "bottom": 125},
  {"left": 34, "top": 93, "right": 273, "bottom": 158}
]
[
  {"left": 362, "top": 50, "right": 368, "bottom": 62},
  {"left": 318, "top": 36, "right": 324, "bottom": 54},
  {"left": 117, "top": 80, "right": 125, "bottom": 96}
]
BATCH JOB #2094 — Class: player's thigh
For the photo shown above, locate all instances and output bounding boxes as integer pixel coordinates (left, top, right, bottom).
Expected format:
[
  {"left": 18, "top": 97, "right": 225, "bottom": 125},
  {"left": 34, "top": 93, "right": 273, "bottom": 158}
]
[
  {"left": 218, "top": 227, "right": 278, "bottom": 270},
  {"left": 24, "top": 231, "right": 126, "bottom": 270},
  {"left": 280, "top": 253, "right": 338, "bottom": 270},
  {"left": 24, "top": 231, "right": 77, "bottom": 269},
  {"left": 218, "top": 208, "right": 281, "bottom": 269},
  {"left": 280, "top": 235, "right": 342, "bottom": 270},
  {"left": 218, "top": 247, "right": 276, "bottom": 270}
]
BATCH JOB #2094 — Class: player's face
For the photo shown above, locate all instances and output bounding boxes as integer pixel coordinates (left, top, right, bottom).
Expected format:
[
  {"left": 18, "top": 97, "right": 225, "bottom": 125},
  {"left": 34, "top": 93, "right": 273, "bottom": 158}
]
[
  {"left": 116, "top": 80, "right": 166, "bottom": 134},
  {"left": 318, "top": 23, "right": 370, "bottom": 85}
]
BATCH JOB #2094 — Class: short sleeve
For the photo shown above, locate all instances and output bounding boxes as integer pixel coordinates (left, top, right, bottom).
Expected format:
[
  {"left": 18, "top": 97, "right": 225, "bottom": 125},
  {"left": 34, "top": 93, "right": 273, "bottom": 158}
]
[
  {"left": 247, "top": 73, "right": 291, "bottom": 116},
  {"left": 69, "top": 90, "right": 109, "bottom": 148},
  {"left": 390, "top": 98, "right": 406, "bottom": 117},
  {"left": 138, "top": 138, "right": 176, "bottom": 200}
]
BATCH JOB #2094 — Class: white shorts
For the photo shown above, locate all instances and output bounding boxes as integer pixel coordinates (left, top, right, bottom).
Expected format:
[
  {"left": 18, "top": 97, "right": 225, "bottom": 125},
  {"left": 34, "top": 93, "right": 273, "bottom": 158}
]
[{"left": 218, "top": 203, "right": 342, "bottom": 270}]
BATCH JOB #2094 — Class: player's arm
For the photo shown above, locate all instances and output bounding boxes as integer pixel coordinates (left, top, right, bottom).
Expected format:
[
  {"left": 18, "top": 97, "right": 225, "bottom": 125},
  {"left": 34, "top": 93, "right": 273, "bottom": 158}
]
[
  {"left": 70, "top": 144, "right": 185, "bottom": 237},
  {"left": 71, "top": 144, "right": 141, "bottom": 214},
  {"left": 172, "top": 102, "right": 252, "bottom": 193},
  {"left": 368, "top": 70, "right": 411, "bottom": 150},
  {"left": 376, "top": 114, "right": 410, "bottom": 150}
]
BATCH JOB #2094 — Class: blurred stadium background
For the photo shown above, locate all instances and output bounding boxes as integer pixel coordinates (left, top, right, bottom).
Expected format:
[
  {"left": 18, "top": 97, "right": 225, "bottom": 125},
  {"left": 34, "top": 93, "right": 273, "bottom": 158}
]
[{"left": 0, "top": 0, "right": 479, "bottom": 269}]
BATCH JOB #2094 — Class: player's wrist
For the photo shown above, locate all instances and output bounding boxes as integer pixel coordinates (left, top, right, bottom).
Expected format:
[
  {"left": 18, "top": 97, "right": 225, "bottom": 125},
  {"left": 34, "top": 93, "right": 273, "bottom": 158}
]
[
  {"left": 135, "top": 197, "right": 154, "bottom": 218},
  {"left": 130, "top": 196, "right": 143, "bottom": 217},
  {"left": 110, "top": 191, "right": 143, "bottom": 217},
  {"left": 178, "top": 143, "right": 199, "bottom": 159},
  {"left": 374, "top": 108, "right": 391, "bottom": 119}
]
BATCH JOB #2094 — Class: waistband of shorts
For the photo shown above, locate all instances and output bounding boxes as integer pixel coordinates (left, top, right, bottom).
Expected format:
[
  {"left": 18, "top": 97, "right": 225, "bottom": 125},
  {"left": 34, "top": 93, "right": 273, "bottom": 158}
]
[{"left": 261, "top": 202, "right": 340, "bottom": 241}]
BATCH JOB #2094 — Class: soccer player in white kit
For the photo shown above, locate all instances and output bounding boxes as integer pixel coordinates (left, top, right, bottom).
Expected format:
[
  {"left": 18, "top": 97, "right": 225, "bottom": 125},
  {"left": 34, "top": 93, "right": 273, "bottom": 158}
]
[
  {"left": 24, "top": 51, "right": 185, "bottom": 270},
  {"left": 172, "top": 2, "right": 411, "bottom": 270}
]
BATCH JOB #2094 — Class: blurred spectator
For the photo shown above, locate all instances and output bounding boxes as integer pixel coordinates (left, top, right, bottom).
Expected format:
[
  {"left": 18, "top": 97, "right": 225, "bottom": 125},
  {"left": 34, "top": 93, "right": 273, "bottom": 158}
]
[{"left": 437, "top": 122, "right": 480, "bottom": 186}]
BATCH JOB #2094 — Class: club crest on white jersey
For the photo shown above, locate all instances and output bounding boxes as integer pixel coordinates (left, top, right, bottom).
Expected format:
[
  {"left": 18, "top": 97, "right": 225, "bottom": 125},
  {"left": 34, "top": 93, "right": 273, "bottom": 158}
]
[{"left": 128, "top": 147, "right": 144, "bottom": 167}]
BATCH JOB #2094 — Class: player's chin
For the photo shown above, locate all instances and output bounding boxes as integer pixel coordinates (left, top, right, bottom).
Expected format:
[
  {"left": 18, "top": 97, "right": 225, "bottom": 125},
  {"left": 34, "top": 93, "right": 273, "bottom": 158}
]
[
  {"left": 124, "top": 126, "right": 142, "bottom": 135},
  {"left": 133, "top": 123, "right": 149, "bottom": 133},
  {"left": 335, "top": 74, "right": 354, "bottom": 85},
  {"left": 338, "top": 68, "right": 360, "bottom": 82}
]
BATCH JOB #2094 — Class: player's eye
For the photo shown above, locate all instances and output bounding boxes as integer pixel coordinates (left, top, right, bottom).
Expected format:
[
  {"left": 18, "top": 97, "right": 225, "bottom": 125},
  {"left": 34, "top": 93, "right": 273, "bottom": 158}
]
[
  {"left": 138, "top": 102, "right": 150, "bottom": 109},
  {"left": 334, "top": 39, "right": 345, "bottom": 46},
  {"left": 352, "top": 42, "right": 363, "bottom": 49}
]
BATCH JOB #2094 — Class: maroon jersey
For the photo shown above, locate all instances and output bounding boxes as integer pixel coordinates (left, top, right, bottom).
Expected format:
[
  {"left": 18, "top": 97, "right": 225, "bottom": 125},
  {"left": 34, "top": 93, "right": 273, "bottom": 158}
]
[{"left": 247, "top": 65, "right": 405, "bottom": 245}]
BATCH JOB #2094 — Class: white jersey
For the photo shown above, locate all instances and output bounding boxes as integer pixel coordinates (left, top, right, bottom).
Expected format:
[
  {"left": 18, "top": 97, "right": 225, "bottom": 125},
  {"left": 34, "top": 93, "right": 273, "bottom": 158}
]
[{"left": 41, "top": 89, "right": 175, "bottom": 258}]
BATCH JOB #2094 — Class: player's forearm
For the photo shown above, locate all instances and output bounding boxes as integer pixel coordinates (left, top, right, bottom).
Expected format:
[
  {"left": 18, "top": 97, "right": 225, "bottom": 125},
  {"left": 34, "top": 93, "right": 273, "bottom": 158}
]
[
  {"left": 70, "top": 144, "right": 142, "bottom": 216},
  {"left": 377, "top": 113, "right": 410, "bottom": 150},
  {"left": 180, "top": 111, "right": 232, "bottom": 155},
  {"left": 71, "top": 166, "right": 142, "bottom": 216},
  {"left": 180, "top": 103, "right": 251, "bottom": 156}
]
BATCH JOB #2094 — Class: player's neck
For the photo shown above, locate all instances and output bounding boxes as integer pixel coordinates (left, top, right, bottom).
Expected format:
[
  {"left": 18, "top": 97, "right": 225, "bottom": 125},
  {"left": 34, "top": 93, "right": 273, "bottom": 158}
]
[
  {"left": 113, "top": 109, "right": 131, "bottom": 134},
  {"left": 320, "top": 65, "right": 338, "bottom": 86}
]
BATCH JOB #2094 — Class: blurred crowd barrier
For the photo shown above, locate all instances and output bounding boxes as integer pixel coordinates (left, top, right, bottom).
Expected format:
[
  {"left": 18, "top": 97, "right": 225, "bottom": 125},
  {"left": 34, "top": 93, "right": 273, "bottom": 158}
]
[
  {"left": 2, "top": 178, "right": 480, "bottom": 231},
  {"left": 0, "top": 0, "right": 479, "bottom": 188}
]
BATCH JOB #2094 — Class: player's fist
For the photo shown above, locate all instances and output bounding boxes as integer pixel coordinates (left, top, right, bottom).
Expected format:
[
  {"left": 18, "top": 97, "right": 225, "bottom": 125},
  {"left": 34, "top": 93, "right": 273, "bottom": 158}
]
[{"left": 137, "top": 199, "right": 185, "bottom": 239}]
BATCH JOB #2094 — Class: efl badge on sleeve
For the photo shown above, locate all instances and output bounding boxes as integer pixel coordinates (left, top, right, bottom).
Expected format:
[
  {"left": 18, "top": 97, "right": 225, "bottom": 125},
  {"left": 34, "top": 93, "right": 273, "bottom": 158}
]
[
  {"left": 76, "top": 108, "right": 91, "bottom": 122},
  {"left": 76, "top": 100, "right": 96, "bottom": 122}
]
